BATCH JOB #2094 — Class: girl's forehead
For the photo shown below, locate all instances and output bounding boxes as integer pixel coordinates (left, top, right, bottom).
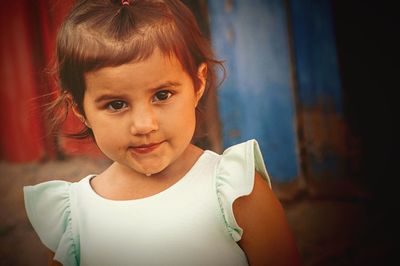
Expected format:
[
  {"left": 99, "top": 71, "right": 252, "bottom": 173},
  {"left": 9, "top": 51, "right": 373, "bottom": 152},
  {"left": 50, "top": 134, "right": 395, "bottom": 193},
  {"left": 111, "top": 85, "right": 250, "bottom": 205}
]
[
  {"left": 88, "top": 49, "right": 183, "bottom": 78},
  {"left": 130, "top": 49, "right": 183, "bottom": 69},
  {"left": 84, "top": 49, "right": 190, "bottom": 93}
]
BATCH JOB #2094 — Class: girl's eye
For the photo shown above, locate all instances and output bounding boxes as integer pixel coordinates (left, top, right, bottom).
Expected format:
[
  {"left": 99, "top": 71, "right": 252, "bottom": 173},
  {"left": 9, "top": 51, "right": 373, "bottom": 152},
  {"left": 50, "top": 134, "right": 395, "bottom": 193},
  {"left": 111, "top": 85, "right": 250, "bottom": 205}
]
[
  {"left": 107, "top": 100, "right": 127, "bottom": 111},
  {"left": 153, "top": 90, "right": 172, "bottom": 102}
]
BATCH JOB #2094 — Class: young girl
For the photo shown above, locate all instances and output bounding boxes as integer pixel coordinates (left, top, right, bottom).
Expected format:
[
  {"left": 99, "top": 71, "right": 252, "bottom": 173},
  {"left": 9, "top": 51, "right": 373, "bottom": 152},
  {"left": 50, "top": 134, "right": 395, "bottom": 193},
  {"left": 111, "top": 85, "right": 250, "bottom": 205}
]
[{"left": 24, "top": 0, "right": 301, "bottom": 265}]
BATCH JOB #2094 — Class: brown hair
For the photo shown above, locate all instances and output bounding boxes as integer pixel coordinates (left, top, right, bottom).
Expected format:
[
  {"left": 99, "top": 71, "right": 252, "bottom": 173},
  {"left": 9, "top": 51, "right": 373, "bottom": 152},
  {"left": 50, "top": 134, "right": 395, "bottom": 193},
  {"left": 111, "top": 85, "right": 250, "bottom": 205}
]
[{"left": 48, "top": 0, "right": 224, "bottom": 139}]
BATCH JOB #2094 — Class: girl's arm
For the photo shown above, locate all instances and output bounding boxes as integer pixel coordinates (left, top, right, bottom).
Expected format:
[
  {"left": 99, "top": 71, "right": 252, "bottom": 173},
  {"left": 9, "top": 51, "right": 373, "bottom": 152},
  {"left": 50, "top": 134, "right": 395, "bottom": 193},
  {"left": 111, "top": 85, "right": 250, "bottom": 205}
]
[
  {"left": 48, "top": 251, "right": 62, "bottom": 266},
  {"left": 233, "top": 172, "right": 301, "bottom": 266}
]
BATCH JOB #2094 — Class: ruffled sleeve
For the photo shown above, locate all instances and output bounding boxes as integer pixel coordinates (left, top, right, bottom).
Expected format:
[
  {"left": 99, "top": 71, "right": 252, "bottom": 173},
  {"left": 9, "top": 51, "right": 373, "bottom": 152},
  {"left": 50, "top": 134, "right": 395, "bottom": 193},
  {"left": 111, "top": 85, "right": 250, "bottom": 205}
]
[
  {"left": 215, "top": 139, "right": 271, "bottom": 242},
  {"left": 23, "top": 181, "right": 79, "bottom": 266}
]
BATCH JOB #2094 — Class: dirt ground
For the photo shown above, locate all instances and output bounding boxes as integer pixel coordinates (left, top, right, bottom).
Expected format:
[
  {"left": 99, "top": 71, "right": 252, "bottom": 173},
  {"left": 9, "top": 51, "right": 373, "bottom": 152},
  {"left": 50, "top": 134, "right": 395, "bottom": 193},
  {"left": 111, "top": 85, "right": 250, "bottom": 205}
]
[{"left": 0, "top": 156, "right": 395, "bottom": 266}]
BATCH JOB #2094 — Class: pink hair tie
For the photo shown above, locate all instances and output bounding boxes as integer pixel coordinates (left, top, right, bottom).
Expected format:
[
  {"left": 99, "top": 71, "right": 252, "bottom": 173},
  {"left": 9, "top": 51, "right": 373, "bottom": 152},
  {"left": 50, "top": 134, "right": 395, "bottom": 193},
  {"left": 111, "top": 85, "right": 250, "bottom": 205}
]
[{"left": 122, "top": 0, "right": 131, "bottom": 6}]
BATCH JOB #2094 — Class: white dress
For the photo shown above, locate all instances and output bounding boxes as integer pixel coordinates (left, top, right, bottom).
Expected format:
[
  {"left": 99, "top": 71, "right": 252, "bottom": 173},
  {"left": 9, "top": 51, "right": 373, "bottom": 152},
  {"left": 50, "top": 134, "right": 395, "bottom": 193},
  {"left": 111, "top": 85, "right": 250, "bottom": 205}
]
[{"left": 24, "top": 139, "right": 271, "bottom": 266}]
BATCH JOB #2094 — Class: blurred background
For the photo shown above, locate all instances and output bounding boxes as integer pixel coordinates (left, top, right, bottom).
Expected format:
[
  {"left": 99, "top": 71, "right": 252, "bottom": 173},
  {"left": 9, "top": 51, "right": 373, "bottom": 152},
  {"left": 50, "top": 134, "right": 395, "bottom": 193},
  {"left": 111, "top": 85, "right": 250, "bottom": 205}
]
[{"left": 0, "top": 0, "right": 397, "bottom": 265}]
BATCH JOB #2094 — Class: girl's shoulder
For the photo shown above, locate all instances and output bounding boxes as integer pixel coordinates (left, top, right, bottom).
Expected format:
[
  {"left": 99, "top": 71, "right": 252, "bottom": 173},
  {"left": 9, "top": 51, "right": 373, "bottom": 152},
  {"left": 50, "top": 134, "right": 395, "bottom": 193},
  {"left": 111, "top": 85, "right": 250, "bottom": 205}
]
[
  {"left": 217, "top": 139, "right": 270, "bottom": 179},
  {"left": 23, "top": 180, "right": 75, "bottom": 240},
  {"left": 23, "top": 178, "right": 88, "bottom": 266},
  {"left": 214, "top": 139, "right": 271, "bottom": 241}
]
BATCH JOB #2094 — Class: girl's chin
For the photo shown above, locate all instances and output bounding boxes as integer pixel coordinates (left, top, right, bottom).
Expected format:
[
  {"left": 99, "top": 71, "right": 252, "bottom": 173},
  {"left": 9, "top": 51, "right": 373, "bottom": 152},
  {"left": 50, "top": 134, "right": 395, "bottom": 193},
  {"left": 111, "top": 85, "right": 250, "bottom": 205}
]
[
  {"left": 138, "top": 168, "right": 160, "bottom": 176},
  {"left": 114, "top": 160, "right": 166, "bottom": 177},
  {"left": 135, "top": 164, "right": 167, "bottom": 177}
]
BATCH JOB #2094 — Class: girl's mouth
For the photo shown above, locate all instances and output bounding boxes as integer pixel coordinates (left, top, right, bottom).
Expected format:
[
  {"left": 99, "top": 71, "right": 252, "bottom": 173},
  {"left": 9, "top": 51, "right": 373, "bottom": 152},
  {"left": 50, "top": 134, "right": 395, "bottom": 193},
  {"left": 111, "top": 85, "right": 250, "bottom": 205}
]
[{"left": 130, "top": 142, "right": 163, "bottom": 154}]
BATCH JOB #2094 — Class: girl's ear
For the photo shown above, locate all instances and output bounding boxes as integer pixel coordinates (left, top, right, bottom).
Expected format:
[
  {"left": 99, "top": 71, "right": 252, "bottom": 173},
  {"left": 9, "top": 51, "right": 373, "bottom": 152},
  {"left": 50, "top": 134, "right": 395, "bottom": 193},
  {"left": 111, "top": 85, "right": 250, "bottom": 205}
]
[
  {"left": 68, "top": 95, "right": 91, "bottom": 128},
  {"left": 195, "top": 63, "right": 208, "bottom": 106},
  {"left": 72, "top": 107, "right": 91, "bottom": 128}
]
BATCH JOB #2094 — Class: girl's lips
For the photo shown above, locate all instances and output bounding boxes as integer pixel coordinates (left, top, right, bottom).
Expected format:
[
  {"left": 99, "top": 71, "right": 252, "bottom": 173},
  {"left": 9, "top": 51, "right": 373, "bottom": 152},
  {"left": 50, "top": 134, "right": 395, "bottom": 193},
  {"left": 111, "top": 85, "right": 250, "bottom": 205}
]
[{"left": 130, "top": 142, "right": 163, "bottom": 154}]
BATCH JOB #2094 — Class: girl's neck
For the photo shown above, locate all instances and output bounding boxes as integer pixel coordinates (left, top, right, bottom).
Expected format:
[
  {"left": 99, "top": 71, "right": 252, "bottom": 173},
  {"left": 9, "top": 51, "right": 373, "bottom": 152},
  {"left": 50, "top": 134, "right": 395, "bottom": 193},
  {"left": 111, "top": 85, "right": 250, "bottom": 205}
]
[
  {"left": 90, "top": 144, "right": 203, "bottom": 200},
  {"left": 118, "top": 144, "right": 202, "bottom": 179}
]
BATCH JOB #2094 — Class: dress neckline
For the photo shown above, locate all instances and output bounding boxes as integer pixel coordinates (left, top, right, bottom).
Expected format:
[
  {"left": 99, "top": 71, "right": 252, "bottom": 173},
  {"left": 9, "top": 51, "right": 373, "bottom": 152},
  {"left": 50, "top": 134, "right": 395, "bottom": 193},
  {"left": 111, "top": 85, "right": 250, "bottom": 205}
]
[{"left": 83, "top": 150, "right": 213, "bottom": 205}]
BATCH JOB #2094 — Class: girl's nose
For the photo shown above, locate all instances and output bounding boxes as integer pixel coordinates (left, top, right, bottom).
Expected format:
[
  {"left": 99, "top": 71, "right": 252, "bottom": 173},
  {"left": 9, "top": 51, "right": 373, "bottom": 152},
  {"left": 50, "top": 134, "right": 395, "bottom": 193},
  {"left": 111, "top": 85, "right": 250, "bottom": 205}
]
[{"left": 129, "top": 105, "right": 158, "bottom": 135}]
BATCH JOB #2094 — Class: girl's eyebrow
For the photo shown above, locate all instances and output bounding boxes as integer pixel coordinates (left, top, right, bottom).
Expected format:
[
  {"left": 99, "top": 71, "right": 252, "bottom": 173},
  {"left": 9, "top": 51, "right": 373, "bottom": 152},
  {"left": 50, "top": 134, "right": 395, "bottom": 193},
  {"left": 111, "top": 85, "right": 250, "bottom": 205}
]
[
  {"left": 94, "top": 93, "right": 129, "bottom": 103},
  {"left": 149, "top": 81, "right": 181, "bottom": 92},
  {"left": 94, "top": 81, "right": 181, "bottom": 103}
]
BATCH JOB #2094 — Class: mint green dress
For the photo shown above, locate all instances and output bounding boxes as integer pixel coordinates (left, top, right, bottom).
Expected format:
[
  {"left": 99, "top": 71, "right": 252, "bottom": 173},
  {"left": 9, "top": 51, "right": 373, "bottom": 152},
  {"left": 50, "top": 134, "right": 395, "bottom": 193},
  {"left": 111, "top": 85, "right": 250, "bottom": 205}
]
[{"left": 24, "top": 139, "right": 271, "bottom": 266}]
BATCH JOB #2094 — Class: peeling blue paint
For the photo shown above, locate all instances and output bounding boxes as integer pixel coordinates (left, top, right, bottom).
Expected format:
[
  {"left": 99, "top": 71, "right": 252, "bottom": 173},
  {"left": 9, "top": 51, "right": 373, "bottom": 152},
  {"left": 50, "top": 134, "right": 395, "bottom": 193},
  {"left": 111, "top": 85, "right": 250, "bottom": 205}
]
[
  {"left": 290, "top": 0, "right": 343, "bottom": 113},
  {"left": 209, "top": 0, "right": 300, "bottom": 182}
]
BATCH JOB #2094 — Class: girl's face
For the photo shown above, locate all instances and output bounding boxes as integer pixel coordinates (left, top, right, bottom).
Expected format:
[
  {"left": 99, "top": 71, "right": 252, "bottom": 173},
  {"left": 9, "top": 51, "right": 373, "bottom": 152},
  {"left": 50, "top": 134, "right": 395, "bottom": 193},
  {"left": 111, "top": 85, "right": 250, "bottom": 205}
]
[{"left": 82, "top": 49, "right": 206, "bottom": 176}]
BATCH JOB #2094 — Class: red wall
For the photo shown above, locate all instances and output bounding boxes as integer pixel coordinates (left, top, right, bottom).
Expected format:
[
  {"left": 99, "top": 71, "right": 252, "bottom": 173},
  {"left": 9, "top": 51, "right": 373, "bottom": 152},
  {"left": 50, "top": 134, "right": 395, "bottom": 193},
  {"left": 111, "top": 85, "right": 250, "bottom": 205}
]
[{"left": 0, "top": 0, "right": 103, "bottom": 162}]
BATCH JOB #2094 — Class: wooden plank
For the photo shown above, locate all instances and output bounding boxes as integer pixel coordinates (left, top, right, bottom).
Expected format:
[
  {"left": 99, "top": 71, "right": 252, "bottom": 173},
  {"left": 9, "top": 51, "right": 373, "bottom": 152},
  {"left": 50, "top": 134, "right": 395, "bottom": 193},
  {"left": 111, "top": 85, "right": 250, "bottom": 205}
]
[
  {"left": 209, "top": 0, "right": 300, "bottom": 182},
  {"left": 289, "top": 0, "right": 346, "bottom": 179}
]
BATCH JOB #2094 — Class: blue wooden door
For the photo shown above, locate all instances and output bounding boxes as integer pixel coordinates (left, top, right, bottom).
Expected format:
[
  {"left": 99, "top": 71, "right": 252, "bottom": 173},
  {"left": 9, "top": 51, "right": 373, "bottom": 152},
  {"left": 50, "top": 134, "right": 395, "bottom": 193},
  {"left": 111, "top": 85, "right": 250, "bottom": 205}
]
[
  {"left": 208, "top": 0, "right": 345, "bottom": 182},
  {"left": 208, "top": 0, "right": 300, "bottom": 183},
  {"left": 289, "top": 0, "right": 345, "bottom": 179}
]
